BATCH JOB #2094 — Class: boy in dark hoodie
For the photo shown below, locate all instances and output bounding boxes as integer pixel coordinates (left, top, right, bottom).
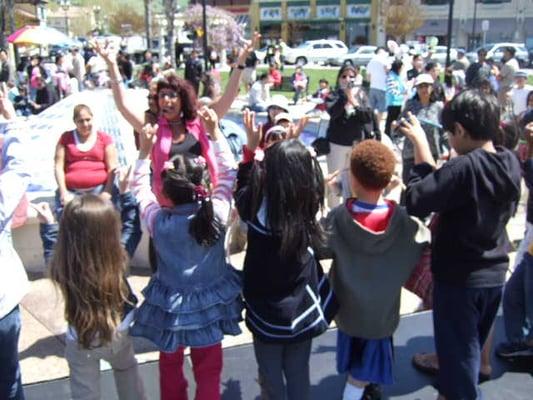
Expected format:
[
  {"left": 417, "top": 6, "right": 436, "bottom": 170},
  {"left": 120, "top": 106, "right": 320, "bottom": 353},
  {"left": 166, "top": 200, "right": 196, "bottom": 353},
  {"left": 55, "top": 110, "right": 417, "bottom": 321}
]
[{"left": 397, "top": 90, "right": 521, "bottom": 400}]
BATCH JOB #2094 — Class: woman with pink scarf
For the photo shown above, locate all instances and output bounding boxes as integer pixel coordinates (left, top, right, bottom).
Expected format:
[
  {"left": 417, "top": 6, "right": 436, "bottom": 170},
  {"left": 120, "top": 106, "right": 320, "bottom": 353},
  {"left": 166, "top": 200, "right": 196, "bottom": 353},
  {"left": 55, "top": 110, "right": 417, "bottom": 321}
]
[{"left": 94, "top": 36, "right": 259, "bottom": 205}]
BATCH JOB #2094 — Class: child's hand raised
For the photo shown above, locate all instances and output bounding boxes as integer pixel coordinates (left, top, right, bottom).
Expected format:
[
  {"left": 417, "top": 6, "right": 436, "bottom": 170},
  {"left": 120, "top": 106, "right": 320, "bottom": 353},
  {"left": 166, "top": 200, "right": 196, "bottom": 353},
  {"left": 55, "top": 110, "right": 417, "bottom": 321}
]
[
  {"left": 116, "top": 165, "right": 133, "bottom": 194},
  {"left": 91, "top": 39, "right": 116, "bottom": 65},
  {"left": 243, "top": 108, "right": 262, "bottom": 152},
  {"left": 139, "top": 123, "right": 158, "bottom": 159},
  {"left": 236, "top": 31, "right": 261, "bottom": 66},
  {"left": 288, "top": 115, "right": 310, "bottom": 139},
  {"left": 0, "top": 82, "right": 15, "bottom": 120},
  {"left": 198, "top": 107, "right": 221, "bottom": 140}
]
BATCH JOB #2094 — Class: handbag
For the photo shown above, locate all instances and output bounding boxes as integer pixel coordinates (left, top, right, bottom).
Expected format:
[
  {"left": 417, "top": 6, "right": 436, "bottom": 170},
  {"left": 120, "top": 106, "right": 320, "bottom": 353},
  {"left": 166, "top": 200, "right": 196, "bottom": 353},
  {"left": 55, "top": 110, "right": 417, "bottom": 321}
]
[
  {"left": 311, "top": 113, "right": 331, "bottom": 156},
  {"left": 312, "top": 137, "right": 330, "bottom": 156}
]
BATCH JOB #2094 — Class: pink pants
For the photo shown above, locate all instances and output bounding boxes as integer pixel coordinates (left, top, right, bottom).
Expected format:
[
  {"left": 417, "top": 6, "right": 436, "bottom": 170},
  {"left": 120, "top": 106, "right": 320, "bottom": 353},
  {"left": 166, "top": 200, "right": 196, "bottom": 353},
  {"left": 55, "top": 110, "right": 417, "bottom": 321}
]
[{"left": 159, "top": 343, "right": 222, "bottom": 400}]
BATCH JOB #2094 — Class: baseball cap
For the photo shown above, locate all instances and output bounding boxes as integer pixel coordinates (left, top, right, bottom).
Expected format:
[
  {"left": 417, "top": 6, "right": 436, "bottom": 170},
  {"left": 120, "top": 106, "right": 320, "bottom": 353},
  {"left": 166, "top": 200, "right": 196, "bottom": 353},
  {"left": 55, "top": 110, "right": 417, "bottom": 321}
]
[
  {"left": 267, "top": 94, "right": 289, "bottom": 113},
  {"left": 274, "top": 112, "right": 291, "bottom": 124},
  {"left": 414, "top": 73, "right": 434, "bottom": 86}
]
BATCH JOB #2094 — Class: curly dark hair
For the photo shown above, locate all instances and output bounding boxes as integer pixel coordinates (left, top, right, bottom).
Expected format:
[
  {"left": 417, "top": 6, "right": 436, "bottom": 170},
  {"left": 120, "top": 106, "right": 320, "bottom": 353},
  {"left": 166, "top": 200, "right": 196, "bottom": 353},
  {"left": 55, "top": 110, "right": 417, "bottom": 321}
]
[
  {"left": 157, "top": 71, "right": 198, "bottom": 121},
  {"left": 350, "top": 140, "right": 396, "bottom": 191}
]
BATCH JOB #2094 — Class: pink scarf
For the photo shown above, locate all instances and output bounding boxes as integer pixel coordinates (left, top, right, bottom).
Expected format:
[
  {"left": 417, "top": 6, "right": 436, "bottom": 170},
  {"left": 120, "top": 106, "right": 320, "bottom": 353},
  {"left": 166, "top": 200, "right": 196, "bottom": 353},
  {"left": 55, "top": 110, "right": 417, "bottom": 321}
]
[{"left": 151, "top": 116, "right": 218, "bottom": 206}]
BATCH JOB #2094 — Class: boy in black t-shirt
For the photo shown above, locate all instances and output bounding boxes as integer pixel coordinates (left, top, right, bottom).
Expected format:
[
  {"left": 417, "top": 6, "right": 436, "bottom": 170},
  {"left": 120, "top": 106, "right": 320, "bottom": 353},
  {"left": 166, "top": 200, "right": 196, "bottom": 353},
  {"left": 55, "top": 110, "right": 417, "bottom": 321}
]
[{"left": 397, "top": 90, "right": 521, "bottom": 400}]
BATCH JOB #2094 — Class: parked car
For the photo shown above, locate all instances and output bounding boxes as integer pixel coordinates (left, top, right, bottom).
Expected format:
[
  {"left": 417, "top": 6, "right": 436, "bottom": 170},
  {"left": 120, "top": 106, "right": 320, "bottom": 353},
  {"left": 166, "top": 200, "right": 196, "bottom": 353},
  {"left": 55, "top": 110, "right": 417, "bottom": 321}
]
[
  {"left": 466, "top": 43, "right": 529, "bottom": 67},
  {"left": 429, "top": 46, "right": 458, "bottom": 65},
  {"left": 284, "top": 39, "right": 348, "bottom": 65},
  {"left": 328, "top": 45, "right": 377, "bottom": 67}
]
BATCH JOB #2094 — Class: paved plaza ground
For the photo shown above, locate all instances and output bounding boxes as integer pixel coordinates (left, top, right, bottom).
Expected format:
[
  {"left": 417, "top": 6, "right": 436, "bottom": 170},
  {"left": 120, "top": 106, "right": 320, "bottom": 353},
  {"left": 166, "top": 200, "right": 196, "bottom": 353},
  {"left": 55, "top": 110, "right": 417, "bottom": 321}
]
[{"left": 8, "top": 91, "right": 533, "bottom": 398}]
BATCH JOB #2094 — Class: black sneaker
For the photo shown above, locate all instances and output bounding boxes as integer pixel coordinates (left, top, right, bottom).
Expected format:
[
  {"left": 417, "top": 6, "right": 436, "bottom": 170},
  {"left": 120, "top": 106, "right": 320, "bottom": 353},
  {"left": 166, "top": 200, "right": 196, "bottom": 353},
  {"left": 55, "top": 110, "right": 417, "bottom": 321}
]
[
  {"left": 362, "top": 383, "right": 382, "bottom": 400},
  {"left": 496, "top": 341, "right": 533, "bottom": 358}
]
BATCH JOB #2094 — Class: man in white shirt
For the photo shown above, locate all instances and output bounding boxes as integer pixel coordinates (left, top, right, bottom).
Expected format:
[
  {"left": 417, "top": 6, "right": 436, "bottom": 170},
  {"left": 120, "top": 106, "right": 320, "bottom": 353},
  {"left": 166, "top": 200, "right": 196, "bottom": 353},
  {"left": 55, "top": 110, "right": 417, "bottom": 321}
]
[
  {"left": 366, "top": 47, "right": 390, "bottom": 124},
  {"left": 68, "top": 46, "right": 86, "bottom": 92},
  {"left": 511, "top": 70, "right": 532, "bottom": 117},
  {"left": 248, "top": 73, "right": 272, "bottom": 112},
  {"left": 498, "top": 47, "right": 520, "bottom": 105}
]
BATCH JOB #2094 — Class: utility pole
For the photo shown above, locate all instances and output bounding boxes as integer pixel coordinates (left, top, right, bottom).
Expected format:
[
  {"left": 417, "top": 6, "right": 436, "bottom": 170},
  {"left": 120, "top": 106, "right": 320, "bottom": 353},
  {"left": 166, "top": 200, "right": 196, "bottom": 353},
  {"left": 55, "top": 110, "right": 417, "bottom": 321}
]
[
  {"left": 201, "top": 0, "right": 209, "bottom": 71},
  {"left": 445, "top": 0, "right": 455, "bottom": 68},
  {"left": 471, "top": 0, "right": 478, "bottom": 50}
]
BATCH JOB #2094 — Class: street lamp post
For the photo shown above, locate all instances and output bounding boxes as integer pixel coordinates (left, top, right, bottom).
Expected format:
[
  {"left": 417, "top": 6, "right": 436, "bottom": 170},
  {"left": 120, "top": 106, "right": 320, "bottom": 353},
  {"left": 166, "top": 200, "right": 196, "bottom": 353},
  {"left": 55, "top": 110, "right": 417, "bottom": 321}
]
[
  {"left": 471, "top": 0, "right": 478, "bottom": 50},
  {"left": 201, "top": 0, "right": 209, "bottom": 71},
  {"left": 445, "top": 0, "right": 455, "bottom": 68},
  {"left": 93, "top": 6, "right": 101, "bottom": 34},
  {"left": 59, "top": 0, "right": 71, "bottom": 37}
]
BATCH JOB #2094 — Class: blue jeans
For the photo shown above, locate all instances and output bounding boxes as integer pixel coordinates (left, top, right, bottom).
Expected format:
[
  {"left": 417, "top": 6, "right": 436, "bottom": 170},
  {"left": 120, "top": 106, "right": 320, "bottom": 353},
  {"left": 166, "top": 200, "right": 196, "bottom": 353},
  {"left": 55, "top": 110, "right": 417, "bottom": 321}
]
[
  {"left": 503, "top": 252, "right": 533, "bottom": 343},
  {"left": 253, "top": 337, "right": 311, "bottom": 400},
  {"left": 0, "top": 306, "right": 25, "bottom": 400},
  {"left": 40, "top": 222, "right": 58, "bottom": 265},
  {"left": 41, "top": 189, "right": 142, "bottom": 262},
  {"left": 433, "top": 281, "right": 502, "bottom": 400}
]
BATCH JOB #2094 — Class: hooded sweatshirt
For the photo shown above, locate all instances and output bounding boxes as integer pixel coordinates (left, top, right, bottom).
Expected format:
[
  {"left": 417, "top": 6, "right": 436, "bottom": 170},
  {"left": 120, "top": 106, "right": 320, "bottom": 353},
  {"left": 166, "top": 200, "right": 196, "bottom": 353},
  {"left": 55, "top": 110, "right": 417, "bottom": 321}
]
[
  {"left": 325, "top": 203, "right": 430, "bottom": 339},
  {"left": 406, "top": 146, "right": 521, "bottom": 287}
]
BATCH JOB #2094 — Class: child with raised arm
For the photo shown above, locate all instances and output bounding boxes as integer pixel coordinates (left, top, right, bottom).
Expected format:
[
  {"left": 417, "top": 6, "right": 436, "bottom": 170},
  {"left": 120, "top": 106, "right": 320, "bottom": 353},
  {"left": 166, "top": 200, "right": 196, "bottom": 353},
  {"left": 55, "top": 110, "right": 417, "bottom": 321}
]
[
  {"left": 399, "top": 90, "right": 521, "bottom": 400},
  {"left": 235, "top": 129, "right": 334, "bottom": 399},
  {"left": 323, "top": 140, "right": 429, "bottom": 400},
  {"left": 130, "top": 108, "right": 242, "bottom": 400}
]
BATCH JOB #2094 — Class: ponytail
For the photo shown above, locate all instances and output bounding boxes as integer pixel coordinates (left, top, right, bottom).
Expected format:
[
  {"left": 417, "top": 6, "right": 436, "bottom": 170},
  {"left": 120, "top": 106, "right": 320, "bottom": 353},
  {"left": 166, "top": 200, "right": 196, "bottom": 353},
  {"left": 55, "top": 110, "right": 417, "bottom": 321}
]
[{"left": 189, "top": 194, "right": 222, "bottom": 247}]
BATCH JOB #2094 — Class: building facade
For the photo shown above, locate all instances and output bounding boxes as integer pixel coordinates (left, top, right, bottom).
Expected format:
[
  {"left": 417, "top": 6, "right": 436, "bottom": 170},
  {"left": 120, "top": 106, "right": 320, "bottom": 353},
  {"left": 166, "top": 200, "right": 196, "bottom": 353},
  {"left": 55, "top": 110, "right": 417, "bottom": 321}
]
[
  {"left": 247, "top": 0, "right": 532, "bottom": 48},
  {"left": 414, "top": 0, "right": 532, "bottom": 49},
  {"left": 250, "top": 0, "right": 371, "bottom": 46}
]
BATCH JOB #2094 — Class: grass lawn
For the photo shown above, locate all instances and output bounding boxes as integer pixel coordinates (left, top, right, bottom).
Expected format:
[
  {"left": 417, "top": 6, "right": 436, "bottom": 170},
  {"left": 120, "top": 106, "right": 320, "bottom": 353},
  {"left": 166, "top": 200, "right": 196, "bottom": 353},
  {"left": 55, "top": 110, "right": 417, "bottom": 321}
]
[
  {"left": 218, "top": 66, "right": 341, "bottom": 99},
  {"left": 178, "top": 65, "right": 533, "bottom": 100}
]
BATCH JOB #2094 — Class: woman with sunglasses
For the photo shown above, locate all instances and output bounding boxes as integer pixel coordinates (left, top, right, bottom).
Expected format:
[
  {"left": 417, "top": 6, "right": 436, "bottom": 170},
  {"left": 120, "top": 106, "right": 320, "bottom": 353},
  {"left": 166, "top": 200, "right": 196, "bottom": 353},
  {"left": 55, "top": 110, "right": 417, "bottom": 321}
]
[
  {"left": 325, "top": 64, "right": 374, "bottom": 208},
  {"left": 94, "top": 36, "right": 259, "bottom": 206}
]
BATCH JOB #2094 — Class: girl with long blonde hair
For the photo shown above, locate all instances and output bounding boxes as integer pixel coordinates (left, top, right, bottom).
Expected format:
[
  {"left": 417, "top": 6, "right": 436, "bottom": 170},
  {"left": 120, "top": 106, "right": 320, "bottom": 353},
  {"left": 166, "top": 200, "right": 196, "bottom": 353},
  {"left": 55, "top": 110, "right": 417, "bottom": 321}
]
[{"left": 50, "top": 194, "right": 145, "bottom": 400}]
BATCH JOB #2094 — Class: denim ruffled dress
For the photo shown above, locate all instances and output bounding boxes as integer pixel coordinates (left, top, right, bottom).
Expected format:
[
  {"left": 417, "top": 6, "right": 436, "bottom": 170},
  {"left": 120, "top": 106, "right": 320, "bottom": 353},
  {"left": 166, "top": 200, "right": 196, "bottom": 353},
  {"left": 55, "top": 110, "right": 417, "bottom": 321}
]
[{"left": 130, "top": 204, "right": 243, "bottom": 352}]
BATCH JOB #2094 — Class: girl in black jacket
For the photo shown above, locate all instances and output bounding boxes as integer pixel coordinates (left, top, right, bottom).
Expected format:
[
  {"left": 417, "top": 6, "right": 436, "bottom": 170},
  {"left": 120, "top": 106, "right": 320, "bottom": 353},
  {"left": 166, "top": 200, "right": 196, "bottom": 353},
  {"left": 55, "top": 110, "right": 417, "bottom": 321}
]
[{"left": 235, "top": 138, "right": 334, "bottom": 400}]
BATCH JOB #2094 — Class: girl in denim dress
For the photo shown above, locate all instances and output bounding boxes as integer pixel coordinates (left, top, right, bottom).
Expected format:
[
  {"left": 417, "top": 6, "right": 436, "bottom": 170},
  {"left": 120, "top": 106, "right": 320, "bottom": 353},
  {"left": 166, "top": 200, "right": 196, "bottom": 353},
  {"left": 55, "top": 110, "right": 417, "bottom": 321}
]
[{"left": 131, "top": 108, "right": 243, "bottom": 400}]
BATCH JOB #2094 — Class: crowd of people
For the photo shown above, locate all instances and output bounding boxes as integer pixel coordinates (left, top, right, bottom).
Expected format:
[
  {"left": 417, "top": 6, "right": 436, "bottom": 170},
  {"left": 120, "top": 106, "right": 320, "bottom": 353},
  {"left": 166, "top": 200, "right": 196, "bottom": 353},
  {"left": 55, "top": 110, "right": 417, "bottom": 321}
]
[{"left": 1, "top": 34, "right": 533, "bottom": 400}]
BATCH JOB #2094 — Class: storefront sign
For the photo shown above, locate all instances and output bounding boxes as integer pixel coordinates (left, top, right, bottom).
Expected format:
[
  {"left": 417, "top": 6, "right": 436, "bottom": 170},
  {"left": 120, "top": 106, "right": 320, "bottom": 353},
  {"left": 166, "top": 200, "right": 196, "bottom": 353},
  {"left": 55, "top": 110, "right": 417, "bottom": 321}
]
[
  {"left": 316, "top": 5, "right": 340, "bottom": 19},
  {"left": 260, "top": 7, "right": 282, "bottom": 21},
  {"left": 287, "top": 6, "right": 310, "bottom": 20},
  {"left": 346, "top": 4, "right": 370, "bottom": 19}
]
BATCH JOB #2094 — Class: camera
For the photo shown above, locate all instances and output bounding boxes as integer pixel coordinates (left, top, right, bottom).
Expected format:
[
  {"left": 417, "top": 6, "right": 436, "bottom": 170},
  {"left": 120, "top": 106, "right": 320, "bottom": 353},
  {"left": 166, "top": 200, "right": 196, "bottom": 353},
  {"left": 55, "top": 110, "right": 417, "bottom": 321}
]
[{"left": 347, "top": 78, "right": 359, "bottom": 89}]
